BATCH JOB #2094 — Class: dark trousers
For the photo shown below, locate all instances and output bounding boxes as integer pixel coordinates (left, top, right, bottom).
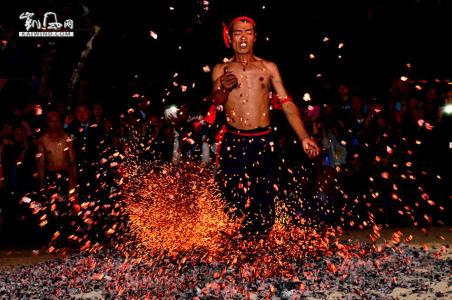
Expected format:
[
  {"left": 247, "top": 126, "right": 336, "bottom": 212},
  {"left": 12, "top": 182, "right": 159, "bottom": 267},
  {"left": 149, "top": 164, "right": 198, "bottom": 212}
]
[
  {"left": 44, "top": 170, "right": 74, "bottom": 248},
  {"left": 217, "top": 125, "right": 278, "bottom": 237}
]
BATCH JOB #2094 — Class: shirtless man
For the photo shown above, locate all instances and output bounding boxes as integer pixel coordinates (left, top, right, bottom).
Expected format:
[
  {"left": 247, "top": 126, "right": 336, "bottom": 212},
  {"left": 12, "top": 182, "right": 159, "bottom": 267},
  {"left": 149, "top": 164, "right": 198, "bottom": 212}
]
[
  {"left": 38, "top": 111, "right": 77, "bottom": 200},
  {"left": 212, "top": 16, "right": 320, "bottom": 237}
]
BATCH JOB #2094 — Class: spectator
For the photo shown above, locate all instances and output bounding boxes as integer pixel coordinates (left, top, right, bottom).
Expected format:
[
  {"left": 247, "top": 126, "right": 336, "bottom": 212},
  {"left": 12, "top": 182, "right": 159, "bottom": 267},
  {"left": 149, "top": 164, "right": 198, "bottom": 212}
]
[
  {"left": 36, "top": 111, "right": 79, "bottom": 248},
  {"left": 67, "top": 103, "right": 103, "bottom": 203}
]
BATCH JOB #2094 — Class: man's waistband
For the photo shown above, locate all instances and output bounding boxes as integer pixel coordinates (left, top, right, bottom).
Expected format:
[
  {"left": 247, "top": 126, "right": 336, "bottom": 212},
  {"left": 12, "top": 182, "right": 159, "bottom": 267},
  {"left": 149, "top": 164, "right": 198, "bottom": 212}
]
[
  {"left": 45, "top": 169, "right": 69, "bottom": 176},
  {"left": 225, "top": 124, "right": 272, "bottom": 137}
]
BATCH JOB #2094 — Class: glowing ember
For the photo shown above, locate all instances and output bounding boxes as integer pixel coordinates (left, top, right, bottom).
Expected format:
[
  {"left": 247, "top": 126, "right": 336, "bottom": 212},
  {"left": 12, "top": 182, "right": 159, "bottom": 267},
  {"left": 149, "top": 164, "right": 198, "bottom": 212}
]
[
  {"left": 149, "top": 31, "right": 158, "bottom": 39},
  {"left": 120, "top": 163, "right": 238, "bottom": 256}
]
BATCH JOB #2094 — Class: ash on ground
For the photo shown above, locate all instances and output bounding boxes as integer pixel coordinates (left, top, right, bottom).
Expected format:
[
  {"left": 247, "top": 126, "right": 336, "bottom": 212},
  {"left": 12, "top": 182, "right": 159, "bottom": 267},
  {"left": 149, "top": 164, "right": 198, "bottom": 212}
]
[{"left": 0, "top": 243, "right": 450, "bottom": 300}]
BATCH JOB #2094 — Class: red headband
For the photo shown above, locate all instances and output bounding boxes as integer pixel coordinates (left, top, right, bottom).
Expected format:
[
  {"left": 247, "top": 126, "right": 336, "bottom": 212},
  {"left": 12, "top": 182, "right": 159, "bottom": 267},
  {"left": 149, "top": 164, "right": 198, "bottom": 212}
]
[{"left": 223, "top": 16, "right": 256, "bottom": 48}]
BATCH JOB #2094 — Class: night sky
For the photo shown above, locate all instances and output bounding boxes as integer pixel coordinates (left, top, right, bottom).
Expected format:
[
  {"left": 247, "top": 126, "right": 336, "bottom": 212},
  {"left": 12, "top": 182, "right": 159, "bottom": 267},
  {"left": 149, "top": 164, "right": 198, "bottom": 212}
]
[{"left": 1, "top": 0, "right": 451, "bottom": 112}]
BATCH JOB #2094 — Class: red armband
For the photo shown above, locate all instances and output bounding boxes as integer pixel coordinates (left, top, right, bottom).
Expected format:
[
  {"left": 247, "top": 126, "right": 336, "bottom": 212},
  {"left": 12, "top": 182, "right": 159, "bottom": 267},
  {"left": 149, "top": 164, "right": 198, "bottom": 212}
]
[
  {"left": 271, "top": 94, "right": 293, "bottom": 110},
  {"left": 280, "top": 95, "right": 293, "bottom": 105}
]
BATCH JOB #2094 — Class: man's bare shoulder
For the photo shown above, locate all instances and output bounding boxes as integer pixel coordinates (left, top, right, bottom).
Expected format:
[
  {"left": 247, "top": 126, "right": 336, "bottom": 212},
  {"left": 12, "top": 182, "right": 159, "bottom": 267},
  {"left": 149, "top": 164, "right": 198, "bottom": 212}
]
[
  {"left": 212, "top": 62, "right": 227, "bottom": 80},
  {"left": 213, "top": 59, "right": 234, "bottom": 71},
  {"left": 38, "top": 133, "right": 49, "bottom": 143},
  {"left": 39, "top": 133, "right": 70, "bottom": 143},
  {"left": 213, "top": 62, "right": 225, "bottom": 70}
]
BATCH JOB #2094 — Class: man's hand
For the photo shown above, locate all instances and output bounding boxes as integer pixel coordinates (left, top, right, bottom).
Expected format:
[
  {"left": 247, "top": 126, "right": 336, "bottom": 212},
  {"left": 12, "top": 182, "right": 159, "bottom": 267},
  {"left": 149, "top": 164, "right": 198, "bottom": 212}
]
[
  {"left": 219, "top": 67, "right": 238, "bottom": 91},
  {"left": 302, "top": 137, "right": 320, "bottom": 159}
]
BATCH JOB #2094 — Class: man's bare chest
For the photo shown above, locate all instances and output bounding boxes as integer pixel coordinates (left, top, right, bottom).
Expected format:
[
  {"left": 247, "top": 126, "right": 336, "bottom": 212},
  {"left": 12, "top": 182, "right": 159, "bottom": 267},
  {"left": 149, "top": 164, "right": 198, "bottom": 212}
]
[{"left": 44, "top": 139, "right": 67, "bottom": 154}]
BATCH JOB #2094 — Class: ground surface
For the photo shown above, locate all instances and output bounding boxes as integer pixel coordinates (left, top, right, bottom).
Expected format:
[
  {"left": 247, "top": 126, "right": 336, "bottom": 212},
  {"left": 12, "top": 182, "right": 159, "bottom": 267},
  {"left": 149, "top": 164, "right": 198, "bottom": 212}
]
[{"left": 0, "top": 227, "right": 450, "bottom": 299}]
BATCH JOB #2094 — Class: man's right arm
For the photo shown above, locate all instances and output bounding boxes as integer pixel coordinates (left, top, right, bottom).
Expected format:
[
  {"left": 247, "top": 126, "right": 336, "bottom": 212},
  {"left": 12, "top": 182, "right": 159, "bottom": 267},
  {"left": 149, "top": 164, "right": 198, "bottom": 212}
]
[
  {"left": 211, "top": 64, "right": 229, "bottom": 105},
  {"left": 211, "top": 63, "right": 237, "bottom": 105}
]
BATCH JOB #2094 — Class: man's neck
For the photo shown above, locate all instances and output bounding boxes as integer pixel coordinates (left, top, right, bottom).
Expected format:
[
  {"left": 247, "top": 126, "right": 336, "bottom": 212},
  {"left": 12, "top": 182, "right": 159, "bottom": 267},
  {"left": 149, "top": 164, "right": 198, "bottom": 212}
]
[
  {"left": 234, "top": 53, "right": 255, "bottom": 67},
  {"left": 48, "top": 131, "right": 63, "bottom": 138}
]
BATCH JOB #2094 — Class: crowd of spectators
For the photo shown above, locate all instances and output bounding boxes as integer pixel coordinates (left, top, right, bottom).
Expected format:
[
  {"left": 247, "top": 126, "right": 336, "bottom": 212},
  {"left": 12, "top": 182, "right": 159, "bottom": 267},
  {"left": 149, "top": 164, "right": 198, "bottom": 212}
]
[{"left": 0, "top": 79, "right": 450, "bottom": 248}]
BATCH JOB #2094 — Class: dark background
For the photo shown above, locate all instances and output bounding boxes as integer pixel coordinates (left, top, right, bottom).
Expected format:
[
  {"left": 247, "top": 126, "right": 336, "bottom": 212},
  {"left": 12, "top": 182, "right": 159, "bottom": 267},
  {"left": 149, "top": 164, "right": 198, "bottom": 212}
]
[{"left": 1, "top": 0, "right": 451, "bottom": 114}]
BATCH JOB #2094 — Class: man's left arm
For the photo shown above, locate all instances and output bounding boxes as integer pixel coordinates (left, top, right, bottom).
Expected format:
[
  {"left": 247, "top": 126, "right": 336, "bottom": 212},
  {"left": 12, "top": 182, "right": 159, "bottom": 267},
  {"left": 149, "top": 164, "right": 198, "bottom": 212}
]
[{"left": 268, "top": 62, "right": 320, "bottom": 158}]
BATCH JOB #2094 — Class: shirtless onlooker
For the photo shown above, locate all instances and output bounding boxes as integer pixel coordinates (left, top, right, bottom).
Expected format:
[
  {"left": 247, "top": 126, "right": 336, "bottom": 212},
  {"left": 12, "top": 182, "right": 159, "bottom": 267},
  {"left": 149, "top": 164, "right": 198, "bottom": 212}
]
[{"left": 37, "top": 111, "right": 77, "bottom": 202}]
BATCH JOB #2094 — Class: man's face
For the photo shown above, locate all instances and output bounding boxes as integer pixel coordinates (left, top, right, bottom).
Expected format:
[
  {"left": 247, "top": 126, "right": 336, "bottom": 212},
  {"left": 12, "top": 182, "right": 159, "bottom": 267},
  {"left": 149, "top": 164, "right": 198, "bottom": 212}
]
[
  {"left": 230, "top": 21, "right": 256, "bottom": 54},
  {"left": 338, "top": 85, "right": 349, "bottom": 97},
  {"left": 426, "top": 88, "right": 437, "bottom": 102},
  {"left": 93, "top": 103, "right": 103, "bottom": 118},
  {"left": 46, "top": 112, "right": 62, "bottom": 132},
  {"left": 445, "top": 90, "right": 452, "bottom": 105},
  {"left": 76, "top": 106, "right": 91, "bottom": 123},
  {"left": 351, "top": 95, "right": 363, "bottom": 111},
  {"left": 13, "top": 127, "right": 27, "bottom": 144},
  {"left": 1, "top": 123, "right": 12, "bottom": 136}
]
